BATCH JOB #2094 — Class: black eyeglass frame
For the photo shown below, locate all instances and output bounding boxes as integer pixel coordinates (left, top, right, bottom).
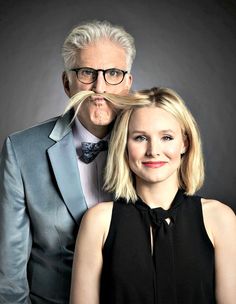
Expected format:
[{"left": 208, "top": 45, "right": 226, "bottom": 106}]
[{"left": 69, "top": 67, "right": 128, "bottom": 85}]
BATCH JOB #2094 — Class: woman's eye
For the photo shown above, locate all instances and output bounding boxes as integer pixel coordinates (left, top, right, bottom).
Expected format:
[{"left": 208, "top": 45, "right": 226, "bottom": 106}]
[
  {"left": 162, "top": 135, "right": 173, "bottom": 141},
  {"left": 134, "top": 135, "right": 147, "bottom": 142}
]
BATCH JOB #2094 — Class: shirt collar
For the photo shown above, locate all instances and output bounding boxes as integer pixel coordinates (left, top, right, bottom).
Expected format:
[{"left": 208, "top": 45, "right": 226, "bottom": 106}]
[{"left": 72, "top": 116, "right": 110, "bottom": 150}]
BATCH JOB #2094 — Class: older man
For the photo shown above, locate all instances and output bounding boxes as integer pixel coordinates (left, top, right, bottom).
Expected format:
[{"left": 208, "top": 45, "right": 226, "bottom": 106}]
[{"left": 0, "top": 20, "right": 135, "bottom": 303}]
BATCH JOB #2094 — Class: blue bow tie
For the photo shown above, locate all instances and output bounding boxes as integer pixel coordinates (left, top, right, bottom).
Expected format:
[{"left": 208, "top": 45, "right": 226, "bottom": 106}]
[{"left": 79, "top": 140, "right": 108, "bottom": 164}]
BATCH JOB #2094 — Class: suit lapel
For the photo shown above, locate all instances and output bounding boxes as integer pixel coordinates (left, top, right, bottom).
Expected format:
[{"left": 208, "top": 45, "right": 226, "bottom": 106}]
[{"left": 48, "top": 112, "right": 87, "bottom": 225}]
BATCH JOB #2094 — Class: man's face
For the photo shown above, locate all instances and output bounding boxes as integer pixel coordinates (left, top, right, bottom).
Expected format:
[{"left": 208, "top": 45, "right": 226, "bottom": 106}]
[{"left": 63, "top": 39, "right": 132, "bottom": 137}]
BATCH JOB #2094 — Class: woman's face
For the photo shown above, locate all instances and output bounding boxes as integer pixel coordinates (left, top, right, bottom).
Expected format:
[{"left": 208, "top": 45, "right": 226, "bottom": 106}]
[{"left": 127, "top": 106, "right": 187, "bottom": 187}]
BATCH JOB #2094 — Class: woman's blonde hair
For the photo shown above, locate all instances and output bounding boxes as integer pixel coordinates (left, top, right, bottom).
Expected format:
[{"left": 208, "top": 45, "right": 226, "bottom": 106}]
[
  {"left": 63, "top": 90, "right": 150, "bottom": 122},
  {"left": 104, "top": 87, "right": 204, "bottom": 202}
]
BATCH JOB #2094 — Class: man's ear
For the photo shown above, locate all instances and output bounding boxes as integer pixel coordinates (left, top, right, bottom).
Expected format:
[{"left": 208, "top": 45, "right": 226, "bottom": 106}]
[
  {"left": 127, "top": 74, "right": 133, "bottom": 92},
  {"left": 62, "top": 71, "right": 70, "bottom": 97},
  {"left": 122, "top": 73, "right": 133, "bottom": 94}
]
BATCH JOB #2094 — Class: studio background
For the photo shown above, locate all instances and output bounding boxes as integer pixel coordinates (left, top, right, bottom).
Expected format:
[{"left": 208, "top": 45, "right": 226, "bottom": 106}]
[{"left": 0, "top": 0, "right": 235, "bottom": 211}]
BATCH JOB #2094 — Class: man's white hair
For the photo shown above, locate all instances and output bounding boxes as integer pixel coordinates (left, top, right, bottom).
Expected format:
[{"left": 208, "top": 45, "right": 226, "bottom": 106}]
[{"left": 62, "top": 20, "right": 136, "bottom": 72}]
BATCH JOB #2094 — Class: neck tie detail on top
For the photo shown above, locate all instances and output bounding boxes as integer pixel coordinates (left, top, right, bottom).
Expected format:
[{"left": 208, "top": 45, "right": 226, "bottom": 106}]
[{"left": 135, "top": 189, "right": 184, "bottom": 304}]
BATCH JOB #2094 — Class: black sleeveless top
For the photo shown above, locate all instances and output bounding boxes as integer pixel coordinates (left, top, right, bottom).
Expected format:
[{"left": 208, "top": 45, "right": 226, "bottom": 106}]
[{"left": 100, "top": 190, "right": 215, "bottom": 304}]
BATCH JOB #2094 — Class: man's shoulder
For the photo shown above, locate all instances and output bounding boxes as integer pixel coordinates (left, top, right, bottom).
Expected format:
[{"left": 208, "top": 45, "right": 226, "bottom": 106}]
[
  {"left": 9, "top": 116, "right": 59, "bottom": 140},
  {"left": 4, "top": 111, "right": 74, "bottom": 154},
  {"left": 8, "top": 110, "right": 73, "bottom": 145},
  {"left": 4, "top": 116, "right": 63, "bottom": 153}
]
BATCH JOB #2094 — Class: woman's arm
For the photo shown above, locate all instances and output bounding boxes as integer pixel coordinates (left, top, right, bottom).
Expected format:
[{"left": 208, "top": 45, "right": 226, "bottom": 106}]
[
  {"left": 202, "top": 199, "right": 236, "bottom": 304},
  {"left": 70, "top": 202, "right": 113, "bottom": 304}
]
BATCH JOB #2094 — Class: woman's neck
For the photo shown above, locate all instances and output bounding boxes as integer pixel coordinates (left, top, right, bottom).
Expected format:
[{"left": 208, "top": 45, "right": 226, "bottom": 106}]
[{"left": 136, "top": 179, "right": 179, "bottom": 210}]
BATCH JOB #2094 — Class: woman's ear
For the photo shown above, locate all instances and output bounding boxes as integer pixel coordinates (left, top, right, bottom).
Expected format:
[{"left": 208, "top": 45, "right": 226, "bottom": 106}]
[{"left": 181, "top": 134, "right": 189, "bottom": 155}]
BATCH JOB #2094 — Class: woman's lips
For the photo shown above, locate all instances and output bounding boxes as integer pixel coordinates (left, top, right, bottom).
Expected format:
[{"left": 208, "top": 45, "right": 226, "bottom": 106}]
[{"left": 142, "top": 161, "right": 167, "bottom": 168}]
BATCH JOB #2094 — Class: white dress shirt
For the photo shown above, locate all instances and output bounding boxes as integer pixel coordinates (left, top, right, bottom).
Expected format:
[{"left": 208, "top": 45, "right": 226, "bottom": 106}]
[{"left": 72, "top": 117, "right": 113, "bottom": 208}]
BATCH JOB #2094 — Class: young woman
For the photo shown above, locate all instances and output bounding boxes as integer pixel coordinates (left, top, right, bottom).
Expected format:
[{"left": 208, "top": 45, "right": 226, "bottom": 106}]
[{"left": 70, "top": 87, "right": 236, "bottom": 304}]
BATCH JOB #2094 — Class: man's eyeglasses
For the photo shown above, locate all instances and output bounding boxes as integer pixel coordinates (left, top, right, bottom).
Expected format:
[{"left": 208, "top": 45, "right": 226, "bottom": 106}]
[{"left": 69, "top": 67, "right": 128, "bottom": 85}]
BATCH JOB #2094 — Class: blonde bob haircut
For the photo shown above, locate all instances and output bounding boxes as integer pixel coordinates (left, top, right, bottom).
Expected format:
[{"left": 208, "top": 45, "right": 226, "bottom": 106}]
[{"left": 104, "top": 87, "right": 204, "bottom": 202}]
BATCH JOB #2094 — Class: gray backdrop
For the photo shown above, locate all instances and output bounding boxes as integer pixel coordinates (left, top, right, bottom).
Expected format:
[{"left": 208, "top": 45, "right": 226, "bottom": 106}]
[{"left": 0, "top": 0, "right": 235, "bottom": 211}]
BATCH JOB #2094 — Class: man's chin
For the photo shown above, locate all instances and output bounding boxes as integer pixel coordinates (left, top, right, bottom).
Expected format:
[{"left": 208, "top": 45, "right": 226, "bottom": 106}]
[{"left": 91, "top": 110, "right": 116, "bottom": 125}]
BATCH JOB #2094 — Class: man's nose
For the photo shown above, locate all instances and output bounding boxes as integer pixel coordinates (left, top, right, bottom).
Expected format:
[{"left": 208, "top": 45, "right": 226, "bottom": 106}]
[{"left": 92, "top": 71, "right": 106, "bottom": 93}]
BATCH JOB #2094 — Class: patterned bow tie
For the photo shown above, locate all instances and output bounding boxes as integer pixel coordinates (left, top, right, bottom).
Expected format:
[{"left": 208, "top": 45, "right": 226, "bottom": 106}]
[{"left": 79, "top": 140, "right": 108, "bottom": 164}]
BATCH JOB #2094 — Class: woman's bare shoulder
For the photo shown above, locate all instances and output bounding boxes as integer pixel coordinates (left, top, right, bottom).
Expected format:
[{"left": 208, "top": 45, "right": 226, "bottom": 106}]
[
  {"left": 78, "top": 202, "right": 114, "bottom": 246},
  {"left": 201, "top": 198, "right": 236, "bottom": 246},
  {"left": 82, "top": 201, "right": 114, "bottom": 225},
  {"left": 201, "top": 198, "right": 235, "bottom": 221}
]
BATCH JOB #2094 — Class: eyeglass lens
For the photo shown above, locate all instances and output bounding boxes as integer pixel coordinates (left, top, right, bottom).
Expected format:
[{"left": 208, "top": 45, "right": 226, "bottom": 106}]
[{"left": 76, "top": 68, "right": 126, "bottom": 85}]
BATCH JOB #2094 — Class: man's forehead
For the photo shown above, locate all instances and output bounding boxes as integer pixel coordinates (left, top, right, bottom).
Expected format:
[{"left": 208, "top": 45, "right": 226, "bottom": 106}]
[{"left": 74, "top": 39, "right": 128, "bottom": 69}]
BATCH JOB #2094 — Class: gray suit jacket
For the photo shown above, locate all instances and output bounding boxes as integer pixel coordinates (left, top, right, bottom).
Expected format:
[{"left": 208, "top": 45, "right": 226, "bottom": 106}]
[{"left": 0, "top": 112, "right": 88, "bottom": 303}]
